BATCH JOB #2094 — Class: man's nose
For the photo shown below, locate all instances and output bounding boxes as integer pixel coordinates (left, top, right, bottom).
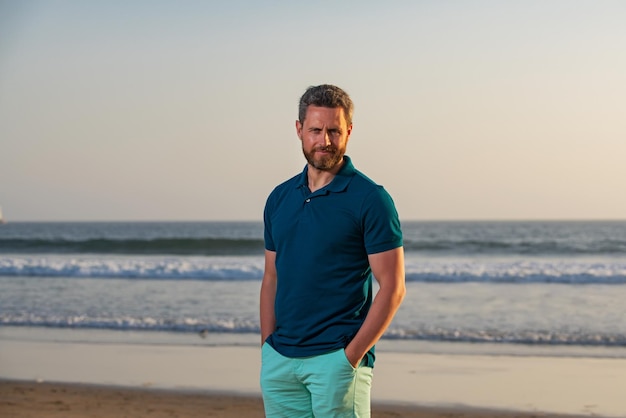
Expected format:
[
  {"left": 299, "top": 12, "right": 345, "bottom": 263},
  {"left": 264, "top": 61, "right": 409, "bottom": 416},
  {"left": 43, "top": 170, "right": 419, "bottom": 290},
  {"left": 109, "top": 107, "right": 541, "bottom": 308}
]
[{"left": 322, "top": 130, "right": 331, "bottom": 146}]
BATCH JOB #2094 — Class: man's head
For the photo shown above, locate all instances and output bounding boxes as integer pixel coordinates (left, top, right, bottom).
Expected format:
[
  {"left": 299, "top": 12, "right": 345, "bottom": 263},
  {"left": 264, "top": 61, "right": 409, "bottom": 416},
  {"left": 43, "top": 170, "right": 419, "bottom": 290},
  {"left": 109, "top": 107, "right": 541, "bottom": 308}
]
[
  {"left": 298, "top": 84, "right": 354, "bottom": 126},
  {"left": 296, "top": 85, "right": 354, "bottom": 172}
]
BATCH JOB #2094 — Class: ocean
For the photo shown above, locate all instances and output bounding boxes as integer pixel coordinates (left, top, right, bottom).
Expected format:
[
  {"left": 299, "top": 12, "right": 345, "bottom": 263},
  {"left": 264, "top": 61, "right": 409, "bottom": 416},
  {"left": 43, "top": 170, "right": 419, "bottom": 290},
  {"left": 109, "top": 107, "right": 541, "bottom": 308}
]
[{"left": 1, "top": 221, "right": 625, "bottom": 358}]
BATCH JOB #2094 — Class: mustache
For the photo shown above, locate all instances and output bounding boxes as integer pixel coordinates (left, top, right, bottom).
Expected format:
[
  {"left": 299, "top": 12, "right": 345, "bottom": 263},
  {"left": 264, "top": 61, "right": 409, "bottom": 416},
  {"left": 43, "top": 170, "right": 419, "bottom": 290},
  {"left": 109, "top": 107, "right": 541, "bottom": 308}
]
[{"left": 315, "top": 146, "right": 337, "bottom": 153}]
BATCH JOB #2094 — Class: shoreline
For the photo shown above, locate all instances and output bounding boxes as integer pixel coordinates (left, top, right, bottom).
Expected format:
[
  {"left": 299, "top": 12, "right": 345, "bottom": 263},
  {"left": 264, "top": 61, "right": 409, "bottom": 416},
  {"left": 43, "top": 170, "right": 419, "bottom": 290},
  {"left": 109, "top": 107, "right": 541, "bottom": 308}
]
[{"left": 1, "top": 329, "right": 625, "bottom": 417}]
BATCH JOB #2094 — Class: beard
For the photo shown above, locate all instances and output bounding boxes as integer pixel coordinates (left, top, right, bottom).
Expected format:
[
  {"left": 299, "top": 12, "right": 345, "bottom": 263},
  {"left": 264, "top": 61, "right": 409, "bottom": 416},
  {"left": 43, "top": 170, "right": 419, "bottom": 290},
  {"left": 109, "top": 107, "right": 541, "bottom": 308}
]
[{"left": 302, "top": 145, "right": 345, "bottom": 171}]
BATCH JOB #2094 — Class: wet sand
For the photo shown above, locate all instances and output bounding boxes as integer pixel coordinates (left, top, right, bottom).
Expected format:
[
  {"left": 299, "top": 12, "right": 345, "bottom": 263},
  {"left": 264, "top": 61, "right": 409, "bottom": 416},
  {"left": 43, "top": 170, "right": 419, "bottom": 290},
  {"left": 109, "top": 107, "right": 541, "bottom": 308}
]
[{"left": 0, "top": 380, "right": 590, "bottom": 418}]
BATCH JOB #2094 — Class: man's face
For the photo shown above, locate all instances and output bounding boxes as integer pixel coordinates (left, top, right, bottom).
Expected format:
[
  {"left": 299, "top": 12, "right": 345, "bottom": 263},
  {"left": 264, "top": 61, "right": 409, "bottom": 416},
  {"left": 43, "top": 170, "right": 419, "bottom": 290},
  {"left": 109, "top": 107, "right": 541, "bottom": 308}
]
[{"left": 296, "top": 105, "right": 352, "bottom": 171}]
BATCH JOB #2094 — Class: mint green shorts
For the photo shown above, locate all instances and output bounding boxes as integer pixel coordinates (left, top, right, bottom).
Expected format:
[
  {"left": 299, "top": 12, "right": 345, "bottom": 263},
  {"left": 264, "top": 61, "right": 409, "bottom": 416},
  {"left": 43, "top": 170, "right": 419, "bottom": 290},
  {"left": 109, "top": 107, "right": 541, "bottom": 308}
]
[{"left": 260, "top": 342, "right": 373, "bottom": 417}]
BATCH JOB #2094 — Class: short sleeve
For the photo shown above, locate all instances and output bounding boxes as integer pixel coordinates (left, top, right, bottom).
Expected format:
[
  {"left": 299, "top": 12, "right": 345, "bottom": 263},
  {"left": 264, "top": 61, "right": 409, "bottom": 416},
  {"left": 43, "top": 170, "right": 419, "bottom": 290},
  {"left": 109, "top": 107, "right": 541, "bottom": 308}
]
[{"left": 362, "top": 186, "right": 403, "bottom": 255}]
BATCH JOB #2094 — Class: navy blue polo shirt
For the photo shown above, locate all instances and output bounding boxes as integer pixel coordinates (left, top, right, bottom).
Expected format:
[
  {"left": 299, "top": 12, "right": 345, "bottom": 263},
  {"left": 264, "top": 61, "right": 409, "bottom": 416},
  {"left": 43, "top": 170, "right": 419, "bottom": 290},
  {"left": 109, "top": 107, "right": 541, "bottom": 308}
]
[{"left": 263, "top": 156, "right": 402, "bottom": 366}]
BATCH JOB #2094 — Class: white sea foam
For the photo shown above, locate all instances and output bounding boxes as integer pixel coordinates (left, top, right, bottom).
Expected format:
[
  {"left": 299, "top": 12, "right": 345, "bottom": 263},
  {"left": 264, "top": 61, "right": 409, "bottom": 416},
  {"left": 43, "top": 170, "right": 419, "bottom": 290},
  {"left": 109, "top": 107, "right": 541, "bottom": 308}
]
[
  {"left": 403, "top": 258, "right": 626, "bottom": 283},
  {"left": 0, "top": 255, "right": 264, "bottom": 280},
  {"left": 1, "top": 255, "right": 625, "bottom": 283}
]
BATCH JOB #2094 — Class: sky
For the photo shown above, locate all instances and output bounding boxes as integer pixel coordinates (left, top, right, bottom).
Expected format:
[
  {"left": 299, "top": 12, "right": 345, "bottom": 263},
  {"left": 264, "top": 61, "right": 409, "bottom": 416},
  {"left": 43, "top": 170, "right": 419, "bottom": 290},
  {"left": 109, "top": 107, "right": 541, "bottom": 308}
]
[{"left": 1, "top": 0, "right": 625, "bottom": 222}]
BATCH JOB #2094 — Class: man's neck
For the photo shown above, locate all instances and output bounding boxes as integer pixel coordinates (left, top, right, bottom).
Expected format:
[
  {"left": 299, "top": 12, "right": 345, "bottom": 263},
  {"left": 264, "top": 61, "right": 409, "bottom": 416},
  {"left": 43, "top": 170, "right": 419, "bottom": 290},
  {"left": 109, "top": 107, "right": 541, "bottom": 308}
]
[{"left": 307, "top": 160, "right": 344, "bottom": 192}]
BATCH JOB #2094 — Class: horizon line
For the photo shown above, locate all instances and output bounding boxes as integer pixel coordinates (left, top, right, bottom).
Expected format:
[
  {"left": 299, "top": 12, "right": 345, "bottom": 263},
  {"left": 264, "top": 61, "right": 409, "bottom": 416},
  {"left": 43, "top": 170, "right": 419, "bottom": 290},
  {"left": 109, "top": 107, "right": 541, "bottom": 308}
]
[{"left": 3, "top": 218, "right": 626, "bottom": 223}]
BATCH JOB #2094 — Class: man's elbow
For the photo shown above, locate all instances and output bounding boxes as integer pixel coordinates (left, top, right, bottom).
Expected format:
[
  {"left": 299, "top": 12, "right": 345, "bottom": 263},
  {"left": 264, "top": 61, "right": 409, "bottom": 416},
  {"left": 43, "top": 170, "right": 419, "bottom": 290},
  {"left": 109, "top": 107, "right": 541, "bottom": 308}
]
[
  {"left": 393, "top": 279, "right": 406, "bottom": 306},
  {"left": 382, "top": 275, "right": 406, "bottom": 307}
]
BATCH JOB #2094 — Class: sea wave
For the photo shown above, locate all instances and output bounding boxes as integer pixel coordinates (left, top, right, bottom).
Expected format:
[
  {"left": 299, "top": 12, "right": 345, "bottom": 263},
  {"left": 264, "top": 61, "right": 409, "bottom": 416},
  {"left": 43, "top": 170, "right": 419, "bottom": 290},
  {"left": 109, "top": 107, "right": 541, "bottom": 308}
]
[
  {"left": 2, "top": 236, "right": 626, "bottom": 256},
  {"left": 0, "top": 314, "right": 259, "bottom": 334},
  {"left": 1, "top": 315, "right": 624, "bottom": 347},
  {"left": 384, "top": 327, "right": 626, "bottom": 347},
  {"left": 403, "top": 238, "right": 626, "bottom": 255},
  {"left": 0, "top": 256, "right": 264, "bottom": 280},
  {"left": 0, "top": 237, "right": 265, "bottom": 255},
  {"left": 406, "top": 260, "right": 626, "bottom": 284},
  {"left": 1, "top": 256, "right": 625, "bottom": 284}
]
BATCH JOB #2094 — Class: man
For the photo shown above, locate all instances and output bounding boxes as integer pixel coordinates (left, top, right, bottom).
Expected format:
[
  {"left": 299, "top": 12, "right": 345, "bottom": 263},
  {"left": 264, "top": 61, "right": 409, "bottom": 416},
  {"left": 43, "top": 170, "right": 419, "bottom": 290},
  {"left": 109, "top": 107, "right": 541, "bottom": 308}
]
[{"left": 260, "top": 84, "right": 405, "bottom": 417}]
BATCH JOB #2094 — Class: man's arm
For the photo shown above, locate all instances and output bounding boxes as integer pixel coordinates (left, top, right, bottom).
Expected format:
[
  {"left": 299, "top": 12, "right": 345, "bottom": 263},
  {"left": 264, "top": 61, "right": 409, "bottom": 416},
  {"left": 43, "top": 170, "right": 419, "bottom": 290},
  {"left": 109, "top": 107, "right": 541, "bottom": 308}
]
[
  {"left": 260, "top": 249, "right": 277, "bottom": 345},
  {"left": 344, "top": 246, "right": 406, "bottom": 367}
]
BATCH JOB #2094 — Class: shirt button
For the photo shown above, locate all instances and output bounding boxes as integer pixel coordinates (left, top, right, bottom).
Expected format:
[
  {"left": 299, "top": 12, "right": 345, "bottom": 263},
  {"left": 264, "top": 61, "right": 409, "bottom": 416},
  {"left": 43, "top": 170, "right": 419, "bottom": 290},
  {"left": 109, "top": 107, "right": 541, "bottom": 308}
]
[{"left": 305, "top": 198, "right": 311, "bottom": 203}]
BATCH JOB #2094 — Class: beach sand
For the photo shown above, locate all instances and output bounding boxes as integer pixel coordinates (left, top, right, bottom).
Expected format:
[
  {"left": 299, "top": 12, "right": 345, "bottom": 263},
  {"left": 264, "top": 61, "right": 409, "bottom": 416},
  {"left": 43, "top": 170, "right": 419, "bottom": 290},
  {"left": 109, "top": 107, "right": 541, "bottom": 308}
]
[
  {"left": 1, "top": 330, "right": 624, "bottom": 417},
  {"left": 0, "top": 380, "right": 593, "bottom": 418}
]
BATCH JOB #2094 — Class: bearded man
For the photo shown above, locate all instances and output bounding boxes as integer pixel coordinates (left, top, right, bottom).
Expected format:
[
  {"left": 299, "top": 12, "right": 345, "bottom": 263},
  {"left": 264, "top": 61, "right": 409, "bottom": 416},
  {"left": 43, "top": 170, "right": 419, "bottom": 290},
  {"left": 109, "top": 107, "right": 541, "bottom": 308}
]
[{"left": 260, "top": 84, "right": 405, "bottom": 417}]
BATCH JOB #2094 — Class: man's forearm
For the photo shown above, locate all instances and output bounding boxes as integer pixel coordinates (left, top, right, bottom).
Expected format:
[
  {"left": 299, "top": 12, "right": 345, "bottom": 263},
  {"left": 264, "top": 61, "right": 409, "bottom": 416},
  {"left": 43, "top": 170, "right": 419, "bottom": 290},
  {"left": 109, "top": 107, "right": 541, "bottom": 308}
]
[
  {"left": 260, "top": 250, "right": 277, "bottom": 344},
  {"left": 344, "top": 282, "right": 405, "bottom": 366},
  {"left": 344, "top": 247, "right": 406, "bottom": 366},
  {"left": 259, "top": 279, "right": 276, "bottom": 344}
]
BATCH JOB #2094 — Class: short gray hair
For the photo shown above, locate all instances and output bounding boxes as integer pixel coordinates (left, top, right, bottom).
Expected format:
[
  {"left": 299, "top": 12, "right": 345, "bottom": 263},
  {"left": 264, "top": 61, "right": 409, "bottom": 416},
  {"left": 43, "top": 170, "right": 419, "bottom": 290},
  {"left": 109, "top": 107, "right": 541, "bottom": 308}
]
[{"left": 298, "top": 84, "right": 354, "bottom": 126}]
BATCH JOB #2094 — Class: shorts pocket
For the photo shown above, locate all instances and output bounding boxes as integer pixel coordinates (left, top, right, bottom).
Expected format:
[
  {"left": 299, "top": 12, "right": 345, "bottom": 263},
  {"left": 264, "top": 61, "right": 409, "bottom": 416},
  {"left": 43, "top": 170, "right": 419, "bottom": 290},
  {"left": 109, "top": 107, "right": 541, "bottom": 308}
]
[{"left": 339, "top": 349, "right": 357, "bottom": 371}]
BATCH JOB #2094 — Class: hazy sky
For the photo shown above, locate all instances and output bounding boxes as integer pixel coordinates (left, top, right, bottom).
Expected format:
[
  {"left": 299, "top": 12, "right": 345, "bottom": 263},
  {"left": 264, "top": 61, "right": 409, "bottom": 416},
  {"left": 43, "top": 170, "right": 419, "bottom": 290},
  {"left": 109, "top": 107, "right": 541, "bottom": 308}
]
[{"left": 1, "top": 1, "right": 625, "bottom": 221}]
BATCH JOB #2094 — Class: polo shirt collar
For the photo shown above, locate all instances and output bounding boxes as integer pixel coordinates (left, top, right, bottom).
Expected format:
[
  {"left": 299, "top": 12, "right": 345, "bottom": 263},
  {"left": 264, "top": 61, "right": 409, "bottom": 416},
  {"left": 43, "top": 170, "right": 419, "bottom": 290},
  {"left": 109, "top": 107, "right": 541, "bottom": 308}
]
[{"left": 297, "top": 155, "right": 356, "bottom": 193}]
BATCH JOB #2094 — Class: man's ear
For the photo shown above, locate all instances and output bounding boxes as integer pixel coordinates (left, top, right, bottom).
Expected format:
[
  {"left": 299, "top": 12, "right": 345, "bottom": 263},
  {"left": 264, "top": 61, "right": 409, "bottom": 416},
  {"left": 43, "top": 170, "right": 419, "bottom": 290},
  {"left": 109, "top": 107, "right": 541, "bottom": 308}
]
[{"left": 295, "top": 120, "right": 303, "bottom": 140}]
